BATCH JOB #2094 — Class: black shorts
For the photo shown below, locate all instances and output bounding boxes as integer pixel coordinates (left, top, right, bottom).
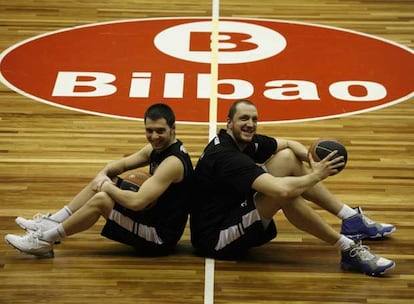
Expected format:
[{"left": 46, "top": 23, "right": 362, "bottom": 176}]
[
  {"left": 197, "top": 196, "right": 277, "bottom": 260},
  {"left": 101, "top": 203, "right": 174, "bottom": 256}
]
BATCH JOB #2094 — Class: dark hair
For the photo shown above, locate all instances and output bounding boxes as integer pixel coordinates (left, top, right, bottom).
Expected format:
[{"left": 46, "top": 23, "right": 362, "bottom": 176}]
[
  {"left": 227, "top": 99, "right": 256, "bottom": 119},
  {"left": 144, "top": 103, "right": 175, "bottom": 127}
]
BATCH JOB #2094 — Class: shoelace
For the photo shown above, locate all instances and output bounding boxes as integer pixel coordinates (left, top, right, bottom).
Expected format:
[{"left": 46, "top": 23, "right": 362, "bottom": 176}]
[
  {"left": 349, "top": 243, "right": 375, "bottom": 261},
  {"left": 359, "top": 208, "right": 392, "bottom": 229},
  {"left": 357, "top": 208, "right": 376, "bottom": 225},
  {"left": 362, "top": 215, "right": 376, "bottom": 225},
  {"left": 24, "top": 230, "right": 43, "bottom": 246},
  {"left": 30, "top": 213, "right": 49, "bottom": 231},
  {"left": 32, "top": 213, "right": 51, "bottom": 222}
]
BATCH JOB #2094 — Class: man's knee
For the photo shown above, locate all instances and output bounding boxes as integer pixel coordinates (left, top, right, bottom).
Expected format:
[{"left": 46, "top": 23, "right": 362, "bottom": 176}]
[
  {"left": 265, "top": 148, "right": 303, "bottom": 176},
  {"left": 276, "top": 148, "right": 297, "bottom": 162},
  {"left": 88, "top": 192, "right": 114, "bottom": 213}
]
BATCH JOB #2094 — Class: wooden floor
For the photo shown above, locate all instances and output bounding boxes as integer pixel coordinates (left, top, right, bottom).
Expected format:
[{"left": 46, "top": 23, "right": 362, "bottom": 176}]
[{"left": 0, "top": 0, "right": 413, "bottom": 303}]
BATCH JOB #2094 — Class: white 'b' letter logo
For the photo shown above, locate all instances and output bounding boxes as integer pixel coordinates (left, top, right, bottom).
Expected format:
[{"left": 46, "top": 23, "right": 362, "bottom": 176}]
[{"left": 154, "top": 21, "right": 287, "bottom": 64}]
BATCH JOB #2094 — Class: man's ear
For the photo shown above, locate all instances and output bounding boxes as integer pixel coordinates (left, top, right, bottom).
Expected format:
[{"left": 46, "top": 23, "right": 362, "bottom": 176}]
[{"left": 226, "top": 118, "right": 232, "bottom": 129}]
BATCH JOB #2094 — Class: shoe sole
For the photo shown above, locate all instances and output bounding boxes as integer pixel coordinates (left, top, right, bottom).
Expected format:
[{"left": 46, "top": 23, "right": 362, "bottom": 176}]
[
  {"left": 5, "top": 238, "right": 54, "bottom": 258},
  {"left": 343, "top": 227, "right": 396, "bottom": 240},
  {"left": 341, "top": 261, "right": 396, "bottom": 276},
  {"left": 367, "top": 227, "right": 396, "bottom": 239}
]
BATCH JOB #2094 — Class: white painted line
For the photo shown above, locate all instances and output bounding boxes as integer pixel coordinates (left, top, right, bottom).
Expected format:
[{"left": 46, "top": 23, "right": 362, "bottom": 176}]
[
  {"left": 208, "top": 0, "right": 220, "bottom": 141},
  {"left": 204, "top": 257, "right": 216, "bottom": 304},
  {"left": 204, "top": 0, "right": 220, "bottom": 304}
]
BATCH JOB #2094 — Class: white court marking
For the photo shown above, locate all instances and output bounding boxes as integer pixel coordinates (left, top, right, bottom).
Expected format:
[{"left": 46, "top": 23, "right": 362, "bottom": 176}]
[{"left": 204, "top": 0, "right": 219, "bottom": 303}]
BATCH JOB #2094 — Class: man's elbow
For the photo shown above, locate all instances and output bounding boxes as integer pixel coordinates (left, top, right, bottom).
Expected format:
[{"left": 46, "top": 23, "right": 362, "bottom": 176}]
[{"left": 129, "top": 199, "right": 156, "bottom": 211}]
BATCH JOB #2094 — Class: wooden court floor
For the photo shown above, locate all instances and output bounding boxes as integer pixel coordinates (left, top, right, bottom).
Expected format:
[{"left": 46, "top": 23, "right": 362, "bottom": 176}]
[{"left": 0, "top": 0, "right": 413, "bottom": 303}]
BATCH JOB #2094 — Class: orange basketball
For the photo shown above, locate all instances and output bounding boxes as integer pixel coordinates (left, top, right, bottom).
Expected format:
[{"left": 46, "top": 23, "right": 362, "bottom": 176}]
[
  {"left": 123, "top": 171, "right": 151, "bottom": 187},
  {"left": 119, "top": 171, "right": 156, "bottom": 209}
]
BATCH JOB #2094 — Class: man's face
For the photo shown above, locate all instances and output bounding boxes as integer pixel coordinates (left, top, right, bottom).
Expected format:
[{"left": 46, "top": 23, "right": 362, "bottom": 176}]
[
  {"left": 227, "top": 103, "right": 258, "bottom": 145},
  {"left": 145, "top": 117, "right": 175, "bottom": 152}
]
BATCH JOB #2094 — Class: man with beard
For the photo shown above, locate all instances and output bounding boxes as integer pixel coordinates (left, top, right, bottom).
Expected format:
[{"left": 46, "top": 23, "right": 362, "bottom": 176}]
[{"left": 190, "top": 99, "right": 395, "bottom": 276}]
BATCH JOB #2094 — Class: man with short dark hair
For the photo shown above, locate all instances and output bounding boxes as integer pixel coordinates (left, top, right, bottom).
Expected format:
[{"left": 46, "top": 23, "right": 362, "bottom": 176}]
[{"left": 6, "top": 103, "right": 194, "bottom": 257}]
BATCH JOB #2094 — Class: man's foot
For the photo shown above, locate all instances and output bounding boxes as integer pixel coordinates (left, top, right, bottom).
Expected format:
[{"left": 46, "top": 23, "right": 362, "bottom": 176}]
[
  {"left": 5, "top": 230, "right": 54, "bottom": 257},
  {"left": 341, "top": 207, "right": 396, "bottom": 240},
  {"left": 15, "top": 213, "right": 59, "bottom": 232},
  {"left": 341, "top": 242, "right": 395, "bottom": 276}
]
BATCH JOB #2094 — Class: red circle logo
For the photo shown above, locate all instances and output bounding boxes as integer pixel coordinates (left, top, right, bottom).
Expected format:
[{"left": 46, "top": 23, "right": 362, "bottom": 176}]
[{"left": 0, "top": 17, "right": 413, "bottom": 123}]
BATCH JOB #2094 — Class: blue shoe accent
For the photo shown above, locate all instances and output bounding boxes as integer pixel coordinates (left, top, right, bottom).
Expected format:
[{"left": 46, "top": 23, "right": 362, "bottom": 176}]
[
  {"left": 341, "top": 242, "right": 395, "bottom": 276},
  {"left": 341, "top": 207, "right": 396, "bottom": 240}
]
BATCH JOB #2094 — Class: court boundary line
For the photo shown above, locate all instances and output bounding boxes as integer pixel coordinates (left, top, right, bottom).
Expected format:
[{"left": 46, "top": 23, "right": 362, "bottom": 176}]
[{"left": 204, "top": 0, "right": 219, "bottom": 303}]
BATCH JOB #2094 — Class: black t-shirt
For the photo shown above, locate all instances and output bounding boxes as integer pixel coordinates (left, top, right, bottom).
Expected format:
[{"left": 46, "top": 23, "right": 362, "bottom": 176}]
[
  {"left": 141, "top": 140, "right": 194, "bottom": 245},
  {"left": 190, "top": 129, "right": 277, "bottom": 243}
]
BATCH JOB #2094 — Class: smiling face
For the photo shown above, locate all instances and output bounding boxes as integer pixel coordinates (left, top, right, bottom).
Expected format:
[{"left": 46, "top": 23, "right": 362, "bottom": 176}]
[
  {"left": 145, "top": 117, "right": 176, "bottom": 152},
  {"left": 226, "top": 101, "right": 258, "bottom": 150}
]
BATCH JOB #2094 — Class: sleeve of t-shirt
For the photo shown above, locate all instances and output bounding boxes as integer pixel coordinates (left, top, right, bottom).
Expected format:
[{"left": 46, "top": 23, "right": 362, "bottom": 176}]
[
  {"left": 253, "top": 134, "right": 278, "bottom": 163},
  {"left": 218, "top": 150, "right": 265, "bottom": 193}
]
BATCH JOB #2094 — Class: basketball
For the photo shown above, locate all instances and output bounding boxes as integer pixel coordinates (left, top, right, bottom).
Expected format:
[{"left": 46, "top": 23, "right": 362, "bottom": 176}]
[
  {"left": 309, "top": 138, "right": 348, "bottom": 174},
  {"left": 118, "top": 171, "right": 156, "bottom": 209},
  {"left": 119, "top": 171, "right": 151, "bottom": 192}
]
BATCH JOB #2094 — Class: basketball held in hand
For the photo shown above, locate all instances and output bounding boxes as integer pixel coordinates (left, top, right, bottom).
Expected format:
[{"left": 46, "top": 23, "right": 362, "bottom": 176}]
[
  {"left": 119, "top": 171, "right": 151, "bottom": 192},
  {"left": 309, "top": 138, "right": 348, "bottom": 174},
  {"left": 118, "top": 171, "right": 156, "bottom": 209}
]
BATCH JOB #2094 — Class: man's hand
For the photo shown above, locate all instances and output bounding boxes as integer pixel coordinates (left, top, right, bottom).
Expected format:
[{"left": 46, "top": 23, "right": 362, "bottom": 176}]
[
  {"left": 92, "top": 173, "right": 113, "bottom": 192},
  {"left": 308, "top": 150, "right": 345, "bottom": 181}
]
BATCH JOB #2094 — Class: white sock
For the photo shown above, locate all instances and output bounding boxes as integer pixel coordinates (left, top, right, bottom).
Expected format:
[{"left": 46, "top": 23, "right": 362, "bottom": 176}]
[
  {"left": 337, "top": 205, "right": 357, "bottom": 220},
  {"left": 50, "top": 205, "right": 72, "bottom": 222},
  {"left": 42, "top": 223, "right": 67, "bottom": 243},
  {"left": 335, "top": 235, "right": 355, "bottom": 251}
]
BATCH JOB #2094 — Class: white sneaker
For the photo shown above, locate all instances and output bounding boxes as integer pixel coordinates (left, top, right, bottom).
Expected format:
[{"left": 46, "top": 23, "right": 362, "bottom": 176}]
[
  {"left": 15, "top": 213, "right": 59, "bottom": 232},
  {"left": 5, "top": 230, "right": 54, "bottom": 257}
]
